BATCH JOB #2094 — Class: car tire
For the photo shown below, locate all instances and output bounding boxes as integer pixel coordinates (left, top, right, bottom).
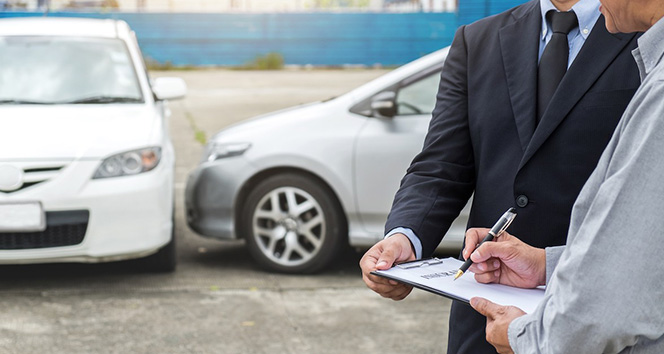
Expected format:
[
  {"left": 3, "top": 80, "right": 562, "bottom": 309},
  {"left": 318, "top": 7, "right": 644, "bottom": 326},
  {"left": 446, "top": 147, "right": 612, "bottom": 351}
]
[
  {"left": 240, "top": 173, "right": 346, "bottom": 274},
  {"left": 141, "top": 216, "right": 177, "bottom": 273}
]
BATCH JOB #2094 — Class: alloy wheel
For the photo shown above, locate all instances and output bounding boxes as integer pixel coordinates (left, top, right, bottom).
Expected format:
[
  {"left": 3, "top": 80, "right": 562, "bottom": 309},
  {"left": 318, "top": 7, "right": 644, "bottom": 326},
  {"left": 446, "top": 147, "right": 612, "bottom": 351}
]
[{"left": 251, "top": 186, "right": 326, "bottom": 267}]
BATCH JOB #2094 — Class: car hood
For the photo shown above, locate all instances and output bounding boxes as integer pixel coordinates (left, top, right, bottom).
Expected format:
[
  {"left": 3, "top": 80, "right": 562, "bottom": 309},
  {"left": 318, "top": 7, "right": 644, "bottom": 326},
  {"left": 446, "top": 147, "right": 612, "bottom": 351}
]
[
  {"left": 0, "top": 105, "right": 157, "bottom": 160},
  {"left": 211, "top": 98, "right": 348, "bottom": 142}
]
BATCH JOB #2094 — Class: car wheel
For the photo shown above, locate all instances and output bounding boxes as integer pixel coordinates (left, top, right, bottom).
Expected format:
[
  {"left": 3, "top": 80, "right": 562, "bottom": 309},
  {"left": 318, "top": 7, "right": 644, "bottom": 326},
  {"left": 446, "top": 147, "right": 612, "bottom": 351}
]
[
  {"left": 241, "top": 173, "right": 346, "bottom": 274},
  {"left": 141, "top": 215, "right": 177, "bottom": 273}
]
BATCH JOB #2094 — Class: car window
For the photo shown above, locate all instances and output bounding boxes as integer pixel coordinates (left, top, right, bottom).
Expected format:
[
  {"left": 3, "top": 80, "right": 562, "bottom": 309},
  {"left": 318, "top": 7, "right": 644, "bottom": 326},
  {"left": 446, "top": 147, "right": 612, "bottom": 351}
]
[
  {"left": 395, "top": 72, "right": 440, "bottom": 116},
  {"left": 0, "top": 36, "right": 143, "bottom": 104}
]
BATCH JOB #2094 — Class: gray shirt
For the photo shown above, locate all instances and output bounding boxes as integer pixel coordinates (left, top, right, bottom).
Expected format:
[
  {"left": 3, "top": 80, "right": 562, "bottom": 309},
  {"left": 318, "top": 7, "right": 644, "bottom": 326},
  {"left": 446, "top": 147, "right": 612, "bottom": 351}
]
[{"left": 507, "top": 17, "right": 664, "bottom": 354}]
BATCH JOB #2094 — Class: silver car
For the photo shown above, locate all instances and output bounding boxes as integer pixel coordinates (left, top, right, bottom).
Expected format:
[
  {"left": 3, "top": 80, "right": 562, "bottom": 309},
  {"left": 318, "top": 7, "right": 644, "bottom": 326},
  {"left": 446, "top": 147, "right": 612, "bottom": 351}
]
[{"left": 185, "top": 47, "right": 469, "bottom": 273}]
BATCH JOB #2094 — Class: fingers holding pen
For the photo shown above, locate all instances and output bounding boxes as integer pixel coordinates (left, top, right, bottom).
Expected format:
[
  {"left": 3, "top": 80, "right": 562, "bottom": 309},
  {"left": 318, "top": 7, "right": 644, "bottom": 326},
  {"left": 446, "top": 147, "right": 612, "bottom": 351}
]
[
  {"left": 469, "top": 257, "right": 501, "bottom": 273},
  {"left": 472, "top": 264, "right": 502, "bottom": 284},
  {"left": 463, "top": 227, "right": 501, "bottom": 272},
  {"left": 468, "top": 250, "right": 502, "bottom": 284},
  {"left": 466, "top": 228, "right": 517, "bottom": 262},
  {"left": 464, "top": 228, "right": 519, "bottom": 284},
  {"left": 463, "top": 228, "right": 491, "bottom": 260}
]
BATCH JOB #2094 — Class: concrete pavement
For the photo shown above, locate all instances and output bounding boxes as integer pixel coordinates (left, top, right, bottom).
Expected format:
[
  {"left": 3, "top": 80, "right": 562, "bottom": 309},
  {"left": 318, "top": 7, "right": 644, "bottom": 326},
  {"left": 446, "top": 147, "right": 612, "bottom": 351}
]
[{"left": 0, "top": 69, "right": 454, "bottom": 354}]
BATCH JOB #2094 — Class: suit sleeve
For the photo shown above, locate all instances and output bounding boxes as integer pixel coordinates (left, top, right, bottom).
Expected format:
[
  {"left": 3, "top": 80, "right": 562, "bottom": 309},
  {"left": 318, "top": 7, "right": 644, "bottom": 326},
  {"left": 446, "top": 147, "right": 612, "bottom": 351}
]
[{"left": 384, "top": 25, "right": 476, "bottom": 257}]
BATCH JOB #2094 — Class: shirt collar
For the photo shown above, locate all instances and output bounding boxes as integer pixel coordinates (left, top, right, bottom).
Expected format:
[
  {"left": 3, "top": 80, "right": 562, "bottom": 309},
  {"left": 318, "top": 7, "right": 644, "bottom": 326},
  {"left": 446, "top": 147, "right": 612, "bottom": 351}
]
[
  {"left": 634, "top": 16, "right": 664, "bottom": 79},
  {"left": 540, "top": 0, "right": 601, "bottom": 40}
]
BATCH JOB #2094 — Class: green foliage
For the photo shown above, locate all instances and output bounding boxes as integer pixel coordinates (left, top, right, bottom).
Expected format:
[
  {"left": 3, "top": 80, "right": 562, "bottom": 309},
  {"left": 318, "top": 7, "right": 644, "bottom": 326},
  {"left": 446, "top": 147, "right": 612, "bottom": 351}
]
[
  {"left": 242, "top": 52, "right": 285, "bottom": 70},
  {"left": 145, "top": 58, "right": 175, "bottom": 71},
  {"left": 194, "top": 130, "right": 207, "bottom": 146},
  {"left": 64, "top": 0, "right": 119, "bottom": 9},
  {"left": 145, "top": 57, "right": 197, "bottom": 71},
  {"left": 185, "top": 112, "right": 207, "bottom": 146}
]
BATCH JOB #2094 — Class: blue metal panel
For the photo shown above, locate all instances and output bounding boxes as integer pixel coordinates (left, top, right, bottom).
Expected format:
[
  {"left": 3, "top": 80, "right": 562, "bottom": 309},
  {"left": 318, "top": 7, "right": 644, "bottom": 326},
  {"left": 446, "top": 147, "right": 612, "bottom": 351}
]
[
  {"left": 0, "top": 11, "right": 457, "bottom": 66},
  {"left": 458, "top": 0, "right": 527, "bottom": 25},
  {"left": 489, "top": 0, "right": 528, "bottom": 14},
  {"left": 0, "top": 1, "right": 531, "bottom": 67}
]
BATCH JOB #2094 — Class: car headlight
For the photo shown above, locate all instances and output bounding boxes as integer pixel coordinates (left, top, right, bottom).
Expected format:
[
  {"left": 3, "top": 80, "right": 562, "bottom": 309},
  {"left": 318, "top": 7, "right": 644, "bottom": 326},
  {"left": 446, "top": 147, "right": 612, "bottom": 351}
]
[
  {"left": 93, "top": 147, "right": 162, "bottom": 179},
  {"left": 204, "top": 142, "right": 251, "bottom": 162}
]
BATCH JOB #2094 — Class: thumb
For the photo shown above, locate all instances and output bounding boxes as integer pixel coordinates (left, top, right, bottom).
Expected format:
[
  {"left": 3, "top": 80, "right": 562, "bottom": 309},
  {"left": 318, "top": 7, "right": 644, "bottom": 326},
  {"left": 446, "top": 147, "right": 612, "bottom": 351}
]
[
  {"left": 470, "top": 241, "right": 513, "bottom": 264},
  {"left": 470, "top": 297, "right": 499, "bottom": 319},
  {"left": 375, "top": 247, "right": 398, "bottom": 270}
]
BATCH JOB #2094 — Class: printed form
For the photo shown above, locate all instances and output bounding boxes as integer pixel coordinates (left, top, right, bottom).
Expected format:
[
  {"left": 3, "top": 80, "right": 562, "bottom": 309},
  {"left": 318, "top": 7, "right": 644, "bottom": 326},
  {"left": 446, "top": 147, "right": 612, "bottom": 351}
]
[{"left": 372, "top": 257, "right": 545, "bottom": 314}]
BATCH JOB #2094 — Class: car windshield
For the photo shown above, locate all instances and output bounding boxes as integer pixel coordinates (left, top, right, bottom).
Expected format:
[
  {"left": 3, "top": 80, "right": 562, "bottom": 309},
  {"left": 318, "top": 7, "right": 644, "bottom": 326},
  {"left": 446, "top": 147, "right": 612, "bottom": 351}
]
[{"left": 0, "top": 36, "right": 144, "bottom": 104}]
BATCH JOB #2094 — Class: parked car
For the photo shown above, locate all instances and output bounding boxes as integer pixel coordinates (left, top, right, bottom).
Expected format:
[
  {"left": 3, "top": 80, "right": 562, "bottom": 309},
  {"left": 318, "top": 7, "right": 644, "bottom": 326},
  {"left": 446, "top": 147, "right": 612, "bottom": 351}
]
[
  {"left": 0, "top": 17, "right": 186, "bottom": 271},
  {"left": 185, "top": 47, "right": 469, "bottom": 274}
]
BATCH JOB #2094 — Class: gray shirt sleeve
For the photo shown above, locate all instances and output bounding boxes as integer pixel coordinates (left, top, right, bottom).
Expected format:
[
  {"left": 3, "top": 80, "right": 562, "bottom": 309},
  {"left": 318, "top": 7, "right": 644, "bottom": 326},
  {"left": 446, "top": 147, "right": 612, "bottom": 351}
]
[
  {"left": 544, "top": 246, "right": 565, "bottom": 285},
  {"left": 507, "top": 79, "right": 664, "bottom": 354}
]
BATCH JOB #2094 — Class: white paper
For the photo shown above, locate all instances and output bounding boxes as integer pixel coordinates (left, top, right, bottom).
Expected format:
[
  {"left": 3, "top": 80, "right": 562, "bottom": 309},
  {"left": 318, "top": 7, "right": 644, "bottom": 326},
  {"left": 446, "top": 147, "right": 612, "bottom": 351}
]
[{"left": 374, "top": 257, "right": 545, "bottom": 314}]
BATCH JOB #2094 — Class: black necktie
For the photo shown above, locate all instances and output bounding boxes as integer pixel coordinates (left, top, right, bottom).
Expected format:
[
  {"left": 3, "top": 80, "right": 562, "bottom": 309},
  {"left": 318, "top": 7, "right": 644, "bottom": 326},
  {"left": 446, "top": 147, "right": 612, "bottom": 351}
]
[{"left": 537, "top": 10, "right": 578, "bottom": 121}]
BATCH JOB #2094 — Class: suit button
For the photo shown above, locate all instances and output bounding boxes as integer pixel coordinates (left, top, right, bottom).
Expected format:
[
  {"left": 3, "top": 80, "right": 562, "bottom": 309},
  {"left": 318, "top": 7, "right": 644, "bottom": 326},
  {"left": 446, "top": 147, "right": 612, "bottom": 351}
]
[{"left": 516, "top": 195, "right": 529, "bottom": 208}]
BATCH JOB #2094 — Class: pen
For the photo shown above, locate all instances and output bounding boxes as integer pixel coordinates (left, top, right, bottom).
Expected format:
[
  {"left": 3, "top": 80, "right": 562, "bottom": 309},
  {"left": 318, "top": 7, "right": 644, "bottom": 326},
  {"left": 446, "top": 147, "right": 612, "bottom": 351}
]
[{"left": 453, "top": 207, "right": 517, "bottom": 280}]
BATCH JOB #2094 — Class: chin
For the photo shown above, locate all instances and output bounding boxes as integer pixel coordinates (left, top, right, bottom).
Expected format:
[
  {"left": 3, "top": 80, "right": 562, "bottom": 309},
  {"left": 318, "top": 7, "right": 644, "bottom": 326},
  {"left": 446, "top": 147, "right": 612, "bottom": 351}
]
[{"left": 604, "top": 21, "right": 620, "bottom": 34}]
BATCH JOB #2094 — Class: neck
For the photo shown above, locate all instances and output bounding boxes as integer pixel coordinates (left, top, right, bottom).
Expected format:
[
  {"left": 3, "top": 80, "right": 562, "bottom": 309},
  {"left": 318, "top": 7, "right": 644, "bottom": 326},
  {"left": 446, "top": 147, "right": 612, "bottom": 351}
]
[
  {"left": 550, "top": 0, "right": 580, "bottom": 12},
  {"left": 631, "top": 2, "right": 664, "bottom": 32},
  {"left": 646, "top": 6, "right": 664, "bottom": 30}
]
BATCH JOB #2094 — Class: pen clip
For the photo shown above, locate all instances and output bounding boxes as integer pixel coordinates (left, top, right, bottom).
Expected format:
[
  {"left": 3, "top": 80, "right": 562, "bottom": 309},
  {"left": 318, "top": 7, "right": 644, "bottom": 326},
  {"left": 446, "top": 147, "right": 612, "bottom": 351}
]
[
  {"left": 495, "top": 209, "right": 517, "bottom": 237},
  {"left": 395, "top": 257, "right": 443, "bottom": 269}
]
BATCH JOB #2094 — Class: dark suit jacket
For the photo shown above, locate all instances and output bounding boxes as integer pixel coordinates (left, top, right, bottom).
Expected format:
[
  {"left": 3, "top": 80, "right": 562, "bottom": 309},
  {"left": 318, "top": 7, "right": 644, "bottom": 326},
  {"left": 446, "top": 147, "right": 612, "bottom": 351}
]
[{"left": 384, "top": 1, "right": 641, "bottom": 353}]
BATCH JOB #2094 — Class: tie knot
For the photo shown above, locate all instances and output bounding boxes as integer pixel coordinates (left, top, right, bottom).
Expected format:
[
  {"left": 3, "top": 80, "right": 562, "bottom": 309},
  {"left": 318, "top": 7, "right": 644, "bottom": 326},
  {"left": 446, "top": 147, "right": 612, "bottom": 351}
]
[{"left": 547, "top": 10, "right": 578, "bottom": 35}]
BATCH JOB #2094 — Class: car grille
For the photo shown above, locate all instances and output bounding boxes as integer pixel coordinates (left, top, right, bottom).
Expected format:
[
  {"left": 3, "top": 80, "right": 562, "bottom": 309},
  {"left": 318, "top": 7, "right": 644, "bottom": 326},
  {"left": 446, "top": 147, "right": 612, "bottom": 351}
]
[
  {"left": 0, "top": 163, "right": 67, "bottom": 194},
  {"left": 0, "top": 210, "right": 89, "bottom": 250}
]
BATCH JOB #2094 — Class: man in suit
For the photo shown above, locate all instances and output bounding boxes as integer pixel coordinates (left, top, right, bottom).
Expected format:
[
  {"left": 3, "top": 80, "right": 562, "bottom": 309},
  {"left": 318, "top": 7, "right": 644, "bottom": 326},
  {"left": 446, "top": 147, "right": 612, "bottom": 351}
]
[{"left": 359, "top": 0, "right": 641, "bottom": 352}]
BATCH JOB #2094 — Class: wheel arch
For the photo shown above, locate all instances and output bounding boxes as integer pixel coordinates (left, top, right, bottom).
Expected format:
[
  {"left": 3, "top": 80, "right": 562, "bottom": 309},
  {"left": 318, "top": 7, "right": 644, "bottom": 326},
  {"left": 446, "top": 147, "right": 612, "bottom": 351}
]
[{"left": 234, "top": 167, "right": 349, "bottom": 243}]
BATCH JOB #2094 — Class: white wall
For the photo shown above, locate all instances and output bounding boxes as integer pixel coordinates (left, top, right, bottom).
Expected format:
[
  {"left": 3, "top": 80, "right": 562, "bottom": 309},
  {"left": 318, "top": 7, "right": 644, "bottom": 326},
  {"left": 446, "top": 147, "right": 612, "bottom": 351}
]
[
  {"left": 118, "top": 0, "right": 364, "bottom": 12},
  {"left": 20, "top": 0, "right": 456, "bottom": 12},
  {"left": 386, "top": 0, "right": 456, "bottom": 12}
]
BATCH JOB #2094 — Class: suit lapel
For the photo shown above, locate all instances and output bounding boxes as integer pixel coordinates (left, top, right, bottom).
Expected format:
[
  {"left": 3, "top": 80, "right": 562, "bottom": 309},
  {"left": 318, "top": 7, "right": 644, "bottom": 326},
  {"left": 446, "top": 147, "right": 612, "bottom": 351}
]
[
  {"left": 518, "top": 16, "right": 637, "bottom": 170},
  {"left": 499, "top": 1, "right": 541, "bottom": 152}
]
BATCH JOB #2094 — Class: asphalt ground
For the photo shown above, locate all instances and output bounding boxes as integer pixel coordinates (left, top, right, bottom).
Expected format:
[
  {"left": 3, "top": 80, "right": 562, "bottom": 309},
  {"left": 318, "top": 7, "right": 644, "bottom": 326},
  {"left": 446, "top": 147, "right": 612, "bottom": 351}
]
[{"left": 0, "top": 69, "right": 457, "bottom": 354}]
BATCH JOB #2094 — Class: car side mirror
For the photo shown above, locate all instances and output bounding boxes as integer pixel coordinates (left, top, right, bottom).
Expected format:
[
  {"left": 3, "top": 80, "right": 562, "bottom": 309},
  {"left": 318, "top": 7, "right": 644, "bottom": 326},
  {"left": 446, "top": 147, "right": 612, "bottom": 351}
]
[
  {"left": 153, "top": 77, "right": 187, "bottom": 101},
  {"left": 370, "top": 91, "right": 397, "bottom": 118}
]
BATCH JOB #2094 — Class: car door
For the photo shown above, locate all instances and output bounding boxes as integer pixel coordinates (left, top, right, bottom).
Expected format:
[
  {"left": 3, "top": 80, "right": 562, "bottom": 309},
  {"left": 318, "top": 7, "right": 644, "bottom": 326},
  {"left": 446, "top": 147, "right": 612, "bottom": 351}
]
[{"left": 352, "top": 68, "right": 441, "bottom": 237}]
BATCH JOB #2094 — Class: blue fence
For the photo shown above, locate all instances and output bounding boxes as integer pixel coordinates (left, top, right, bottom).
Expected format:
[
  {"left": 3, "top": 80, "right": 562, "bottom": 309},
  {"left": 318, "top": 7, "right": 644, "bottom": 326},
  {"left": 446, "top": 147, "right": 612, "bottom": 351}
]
[
  {"left": 458, "top": 0, "right": 525, "bottom": 25},
  {"left": 0, "top": 11, "right": 457, "bottom": 67},
  {"left": 0, "top": 1, "right": 526, "bottom": 67}
]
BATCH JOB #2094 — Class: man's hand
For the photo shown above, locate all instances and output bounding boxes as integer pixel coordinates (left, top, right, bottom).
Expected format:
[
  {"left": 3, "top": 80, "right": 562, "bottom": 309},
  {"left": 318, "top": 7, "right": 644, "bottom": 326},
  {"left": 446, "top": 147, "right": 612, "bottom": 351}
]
[
  {"left": 359, "top": 233, "right": 416, "bottom": 300},
  {"left": 470, "top": 297, "right": 526, "bottom": 354},
  {"left": 464, "top": 228, "right": 546, "bottom": 288}
]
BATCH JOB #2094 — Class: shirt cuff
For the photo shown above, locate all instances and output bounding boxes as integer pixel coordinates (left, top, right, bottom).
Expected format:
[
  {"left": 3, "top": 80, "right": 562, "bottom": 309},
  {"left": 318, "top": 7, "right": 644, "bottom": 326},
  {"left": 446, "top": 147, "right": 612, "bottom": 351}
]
[
  {"left": 385, "top": 227, "right": 422, "bottom": 260},
  {"left": 545, "top": 246, "right": 566, "bottom": 285},
  {"left": 507, "top": 313, "right": 531, "bottom": 354}
]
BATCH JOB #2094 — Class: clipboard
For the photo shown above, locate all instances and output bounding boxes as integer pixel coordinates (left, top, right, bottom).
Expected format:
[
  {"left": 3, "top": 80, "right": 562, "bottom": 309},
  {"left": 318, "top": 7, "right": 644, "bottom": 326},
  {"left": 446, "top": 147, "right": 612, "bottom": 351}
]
[{"left": 371, "top": 257, "right": 545, "bottom": 314}]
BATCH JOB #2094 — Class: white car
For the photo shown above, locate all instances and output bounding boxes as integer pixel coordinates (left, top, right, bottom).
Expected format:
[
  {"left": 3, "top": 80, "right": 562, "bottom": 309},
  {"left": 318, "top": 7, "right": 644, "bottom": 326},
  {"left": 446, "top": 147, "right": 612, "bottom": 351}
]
[
  {"left": 186, "top": 47, "right": 469, "bottom": 274},
  {"left": 0, "top": 17, "right": 186, "bottom": 271}
]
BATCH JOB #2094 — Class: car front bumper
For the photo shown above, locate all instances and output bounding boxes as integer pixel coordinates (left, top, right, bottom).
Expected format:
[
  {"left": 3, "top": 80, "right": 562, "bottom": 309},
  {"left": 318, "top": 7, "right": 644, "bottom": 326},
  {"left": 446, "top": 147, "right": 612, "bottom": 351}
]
[
  {"left": 0, "top": 160, "right": 173, "bottom": 264},
  {"left": 185, "top": 157, "right": 255, "bottom": 241}
]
